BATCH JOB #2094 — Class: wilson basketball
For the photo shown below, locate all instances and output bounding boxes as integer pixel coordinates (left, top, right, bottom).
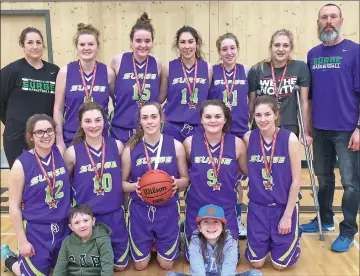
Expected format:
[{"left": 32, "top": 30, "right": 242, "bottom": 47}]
[{"left": 138, "top": 169, "right": 174, "bottom": 205}]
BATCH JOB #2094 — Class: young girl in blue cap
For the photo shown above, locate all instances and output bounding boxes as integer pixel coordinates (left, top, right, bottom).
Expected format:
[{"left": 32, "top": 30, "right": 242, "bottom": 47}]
[{"left": 167, "top": 204, "right": 262, "bottom": 276}]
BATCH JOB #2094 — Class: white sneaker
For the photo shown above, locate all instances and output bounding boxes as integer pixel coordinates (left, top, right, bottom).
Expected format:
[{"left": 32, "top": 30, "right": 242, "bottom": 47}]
[{"left": 237, "top": 216, "right": 247, "bottom": 239}]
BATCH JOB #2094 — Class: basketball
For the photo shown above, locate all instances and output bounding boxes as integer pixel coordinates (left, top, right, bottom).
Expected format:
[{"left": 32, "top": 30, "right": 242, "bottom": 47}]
[{"left": 138, "top": 169, "right": 174, "bottom": 205}]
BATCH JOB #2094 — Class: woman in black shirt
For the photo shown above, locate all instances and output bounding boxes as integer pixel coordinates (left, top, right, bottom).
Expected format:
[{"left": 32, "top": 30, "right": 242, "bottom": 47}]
[{"left": 0, "top": 27, "right": 60, "bottom": 168}]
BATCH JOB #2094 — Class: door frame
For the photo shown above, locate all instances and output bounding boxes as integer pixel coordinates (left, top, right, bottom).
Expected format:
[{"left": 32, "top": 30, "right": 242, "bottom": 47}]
[{"left": 1, "top": 9, "right": 53, "bottom": 63}]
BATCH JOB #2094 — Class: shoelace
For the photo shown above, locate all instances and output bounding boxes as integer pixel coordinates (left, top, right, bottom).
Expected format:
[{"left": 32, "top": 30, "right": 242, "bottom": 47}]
[
  {"left": 147, "top": 206, "right": 157, "bottom": 223},
  {"left": 51, "top": 223, "right": 60, "bottom": 244},
  {"left": 181, "top": 124, "right": 193, "bottom": 135}
]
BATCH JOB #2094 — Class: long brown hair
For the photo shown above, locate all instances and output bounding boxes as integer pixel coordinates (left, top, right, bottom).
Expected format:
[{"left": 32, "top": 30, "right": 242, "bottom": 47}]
[
  {"left": 173, "top": 25, "right": 205, "bottom": 60},
  {"left": 25, "top": 114, "right": 57, "bottom": 149},
  {"left": 70, "top": 102, "right": 105, "bottom": 146},
  {"left": 198, "top": 222, "right": 227, "bottom": 263},
  {"left": 126, "top": 102, "right": 164, "bottom": 150},
  {"left": 254, "top": 95, "right": 281, "bottom": 126},
  {"left": 200, "top": 100, "right": 232, "bottom": 133},
  {"left": 256, "top": 29, "right": 294, "bottom": 71}
]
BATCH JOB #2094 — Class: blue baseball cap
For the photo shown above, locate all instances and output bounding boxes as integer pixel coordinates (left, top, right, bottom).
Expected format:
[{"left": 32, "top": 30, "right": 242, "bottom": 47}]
[{"left": 196, "top": 204, "right": 227, "bottom": 224}]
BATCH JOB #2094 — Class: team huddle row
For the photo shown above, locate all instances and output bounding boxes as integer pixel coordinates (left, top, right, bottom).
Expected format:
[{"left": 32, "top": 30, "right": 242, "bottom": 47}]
[{"left": 1, "top": 2, "right": 359, "bottom": 276}]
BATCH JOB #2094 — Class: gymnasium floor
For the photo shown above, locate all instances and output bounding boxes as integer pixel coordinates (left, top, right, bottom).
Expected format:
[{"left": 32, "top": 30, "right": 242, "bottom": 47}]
[{"left": 1, "top": 168, "right": 359, "bottom": 276}]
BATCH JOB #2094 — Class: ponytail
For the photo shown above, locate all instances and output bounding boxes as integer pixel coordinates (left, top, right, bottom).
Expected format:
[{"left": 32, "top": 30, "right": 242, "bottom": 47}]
[
  {"left": 70, "top": 127, "right": 86, "bottom": 147},
  {"left": 126, "top": 125, "right": 144, "bottom": 150}
]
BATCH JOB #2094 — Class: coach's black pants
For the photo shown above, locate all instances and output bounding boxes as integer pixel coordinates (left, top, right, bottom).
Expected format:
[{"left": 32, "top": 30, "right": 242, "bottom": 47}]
[{"left": 3, "top": 137, "right": 28, "bottom": 169}]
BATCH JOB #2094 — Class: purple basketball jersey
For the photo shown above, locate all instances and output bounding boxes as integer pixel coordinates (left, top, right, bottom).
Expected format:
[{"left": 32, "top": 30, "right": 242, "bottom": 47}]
[
  {"left": 129, "top": 134, "right": 179, "bottom": 206},
  {"left": 164, "top": 58, "right": 209, "bottom": 125},
  {"left": 186, "top": 132, "right": 238, "bottom": 237},
  {"left": 209, "top": 64, "right": 249, "bottom": 137},
  {"left": 63, "top": 61, "right": 110, "bottom": 135},
  {"left": 71, "top": 137, "right": 123, "bottom": 214},
  {"left": 18, "top": 145, "right": 71, "bottom": 223},
  {"left": 111, "top": 52, "right": 160, "bottom": 129},
  {"left": 247, "top": 127, "right": 293, "bottom": 206}
]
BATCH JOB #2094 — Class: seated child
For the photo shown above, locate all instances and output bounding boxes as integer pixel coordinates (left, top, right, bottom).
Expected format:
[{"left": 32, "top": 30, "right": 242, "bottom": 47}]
[
  {"left": 167, "top": 204, "right": 263, "bottom": 276},
  {"left": 53, "top": 204, "right": 114, "bottom": 276}
]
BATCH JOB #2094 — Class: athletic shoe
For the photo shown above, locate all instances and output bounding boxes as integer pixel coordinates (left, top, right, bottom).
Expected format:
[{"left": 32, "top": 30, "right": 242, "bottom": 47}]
[
  {"left": 300, "top": 218, "right": 335, "bottom": 232},
  {"left": 331, "top": 235, "right": 354, "bottom": 252},
  {"left": 237, "top": 216, "right": 247, "bottom": 239},
  {"left": 0, "top": 245, "right": 16, "bottom": 263}
]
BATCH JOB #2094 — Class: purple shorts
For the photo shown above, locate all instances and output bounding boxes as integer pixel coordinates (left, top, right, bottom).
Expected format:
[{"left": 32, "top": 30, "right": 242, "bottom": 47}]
[
  {"left": 18, "top": 219, "right": 70, "bottom": 276},
  {"left": 96, "top": 207, "right": 129, "bottom": 267},
  {"left": 109, "top": 126, "right": 136, "bottom": 145},
  {"left": 128, "top": 199, "right": 180, "bottom": 262},
  {"left": 245, "top": 201, "right": 301, "bottom": 267},
  {"left": 162, "top": 121, "right": 200, "bottom": 143}
]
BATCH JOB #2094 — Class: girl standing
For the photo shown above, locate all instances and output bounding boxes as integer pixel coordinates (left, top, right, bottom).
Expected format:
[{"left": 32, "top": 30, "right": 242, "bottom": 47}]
[
  {"left": 110, "top": 12, "right": 161, "bottom": 144},
  {"left": 53, "top": 23, "right": 115, "bottom": 149},
  {"left": 159, "top": 26, "right": 212, "bottom": 142}
]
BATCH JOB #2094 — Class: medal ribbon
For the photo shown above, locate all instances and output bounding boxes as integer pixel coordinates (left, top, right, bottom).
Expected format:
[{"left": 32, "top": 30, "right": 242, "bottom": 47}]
[
  {"left": 270, "top": 63, "right": 288, "bottom": 103},
  {"left": 132, "top": 54, "right": 149, "bottom": 102},
  {"left": 180, "top": 59, "right": 198, "bottom": 100},
  {"left": 143, "top": 134, "right": 164, "bottom": 171},
  {"left": 34, "top": 149, "right": 56, "bottom": 200},
  {"left": 222, "top": 64, "right": 237, "bottom": 102},
  {"left": 204, "top": 133, "right": 224, "bottom": 183},
  {"left": 84, "top": 138, "right": 106, "bottom": 186},
  {"left": 259, "top": 128, "right": 279, "bottom": 178},
  {"left": 79, "top": 61, "right": 98, "bottom": 102}
]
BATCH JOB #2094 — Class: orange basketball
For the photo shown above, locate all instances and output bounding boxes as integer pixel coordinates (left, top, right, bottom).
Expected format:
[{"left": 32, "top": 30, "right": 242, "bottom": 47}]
[{"left": 138, "top": 169, "right": 174, "bottom": 205}]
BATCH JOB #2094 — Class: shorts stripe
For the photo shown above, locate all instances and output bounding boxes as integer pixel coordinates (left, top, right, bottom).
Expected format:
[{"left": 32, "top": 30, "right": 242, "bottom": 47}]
[
  {"left": 117, "top": 241, "right": 130, "bottom": 263},
  {"left": 22, "top": 220, "right": 46, "bottom": 276},
  {"left": 127, "top": 199, "right": 144, "bottom": 257},
  {"left": 278, "top": 202, "right": 299, "bottom": 262}
]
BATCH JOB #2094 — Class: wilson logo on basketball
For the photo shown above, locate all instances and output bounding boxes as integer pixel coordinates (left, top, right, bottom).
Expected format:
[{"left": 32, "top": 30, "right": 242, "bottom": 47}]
[
  {"left": 207, "top": 207, "right": 216, "bottom": 215},
  {"left": 143, "top": 186, "right": 167, "bottom": 195}
]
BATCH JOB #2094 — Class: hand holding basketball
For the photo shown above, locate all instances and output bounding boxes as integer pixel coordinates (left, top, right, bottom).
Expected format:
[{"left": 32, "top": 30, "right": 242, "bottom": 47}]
[
  {"left": 138, "top": 169, "right": 174, "bottom": 205},
  {"left": 171, "top": 176, "right": 178, "bottom": 196}
]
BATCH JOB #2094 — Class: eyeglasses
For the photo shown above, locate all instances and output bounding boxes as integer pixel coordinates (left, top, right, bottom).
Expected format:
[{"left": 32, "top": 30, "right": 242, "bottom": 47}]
[{"left": 32, "top": 127, "right": 55, "bottom": 138}]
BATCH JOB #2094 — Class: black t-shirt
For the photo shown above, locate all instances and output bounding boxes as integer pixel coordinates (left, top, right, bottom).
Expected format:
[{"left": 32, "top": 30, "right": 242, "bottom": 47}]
[
  {"left": 248, "top": 60, "right": 310, "bottom": 132},
  {"left": 0, "top": 58, "right": 59, "bottom": 140}
]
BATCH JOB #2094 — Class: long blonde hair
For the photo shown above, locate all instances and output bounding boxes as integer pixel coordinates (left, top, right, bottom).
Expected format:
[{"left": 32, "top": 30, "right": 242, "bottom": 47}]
[
  {"left": 126, "top": 102, "right": 164, "bottom": 150},
  {"left": 256, "top": 29, "right": 294, "bottom": 71}
]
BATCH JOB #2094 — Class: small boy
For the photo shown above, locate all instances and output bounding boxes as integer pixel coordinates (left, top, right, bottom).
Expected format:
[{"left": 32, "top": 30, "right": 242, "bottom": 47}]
[{"left": 53, "top": 204, "right": 114, "bottom": 276}]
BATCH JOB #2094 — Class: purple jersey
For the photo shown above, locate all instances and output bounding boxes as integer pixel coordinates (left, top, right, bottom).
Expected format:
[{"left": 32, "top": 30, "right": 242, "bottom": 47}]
[
  {"left": 209, "top": 64, "right": 249, "bottom": 137},
  {"left": 63, "top": 61, "right": 110, "bottom": 135},
  {"left": 129, "top": 134, "right": 179, "bottom": 206},
  {"left": 18, "top": 145, "right": 71, "bottom": 223},
  {"left": 247, "top": 127, "right": 293, "bottom": 206},
  {"left": 164, "top": 58, "right": 209, "bottom": 125},
  {"left": 71, "top": 137, "right": 123, "bottom": 214},
  {"left": 187, "top": 132, "right": 238, "bottom": 210},
  {"left": 308, "top": 39, "right": 360, "bottom": 131},
  {"left": 111, "top": 52, "right": 160, "bottom": 129}
]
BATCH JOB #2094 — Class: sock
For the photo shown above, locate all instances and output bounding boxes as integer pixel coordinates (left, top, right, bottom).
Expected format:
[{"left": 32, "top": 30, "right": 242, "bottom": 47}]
[
  {"left": 5, "top": 256, "right": 17, "bottom": 272},
  {"left": 236, "top": 203, "right": 242, "bottom": 217}
]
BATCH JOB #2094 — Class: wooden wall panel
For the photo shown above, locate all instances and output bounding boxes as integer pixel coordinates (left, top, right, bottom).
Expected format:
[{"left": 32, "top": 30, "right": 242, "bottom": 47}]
[{"left": 1, "top": 1, "right": 358, "bottom": 68}]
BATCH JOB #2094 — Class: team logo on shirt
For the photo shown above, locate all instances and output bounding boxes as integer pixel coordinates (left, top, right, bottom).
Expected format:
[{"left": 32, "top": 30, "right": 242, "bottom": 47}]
[
  {"left": 311, "top": 56, "right": 342, "bottom": 70},
  {"left": 22, "top": 78, "right": 55, "bottom": 94},
  {"left": 259, "top": 77, "right": 297, "bottom": 96}
]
